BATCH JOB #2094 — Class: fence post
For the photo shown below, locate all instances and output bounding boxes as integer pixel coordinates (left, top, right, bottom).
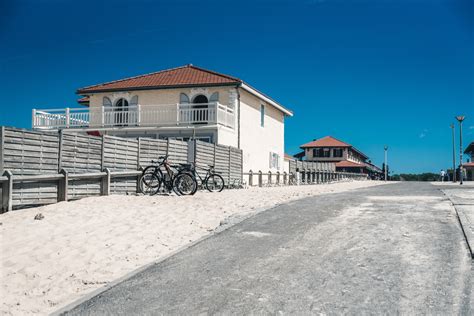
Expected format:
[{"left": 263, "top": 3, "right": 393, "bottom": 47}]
[
  {"left": 248, "top": 170, "right": 253, "bottom": 186},
  {"left": 283, "top": 171, "right": 287, "bottom": 185},
  {"left": 58, "top": 130, "right": 64, "bottom": 172},
  {"left": 276, "top": 171, "right": 280, "bottom": 185},
  {"left": 0, "top": 126, "right": 4, "bottom": 174},
  {"left": 1, "top": 170, "right": 13, "bottom": 213},
  {"left": 258, "top": 170, "right": 263, "bottom": 187},
  {"left": 137, "top": 138, "right": 141, "bottom": 169},
  {"left": 228, "top": 146, "right": 232, "bottom": 186},
  {"left": 58, "top": 169, "right": 68, "bottom": 202},
  {"left": 268, "top": 171, "right": 272, "bottom": 186},
  {"left": 101, "top": 135, "right": 106, "bottom": 170},
  {"left": 101, "top": 168, "right": 111, "bottom": 196}
]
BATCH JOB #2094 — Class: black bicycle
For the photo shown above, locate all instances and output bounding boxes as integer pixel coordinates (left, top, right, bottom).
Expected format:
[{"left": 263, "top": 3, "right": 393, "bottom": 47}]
[
  {"left": 139, "top": 155, "right": 197, "bottom": 196},
  {"left": 181, "top": 163, "right": 225, "bottom": 194}
]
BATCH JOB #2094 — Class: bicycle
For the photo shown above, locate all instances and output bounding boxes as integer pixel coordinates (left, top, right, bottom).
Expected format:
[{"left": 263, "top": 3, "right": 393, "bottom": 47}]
[
  {"left": 179, "top": 163, "right": 225, "bottom": 193},
  {"left": 139, "top": 155, "right": 197, "bottom": 196}
]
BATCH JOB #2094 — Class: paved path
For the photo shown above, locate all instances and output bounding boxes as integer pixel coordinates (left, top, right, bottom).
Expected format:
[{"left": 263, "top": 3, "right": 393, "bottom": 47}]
[
  {"left": 439, "top": 183, "right": 474, "bottom": 258},
  {"left": 65, "top": 182, "right": 473, "bottom": 315}
]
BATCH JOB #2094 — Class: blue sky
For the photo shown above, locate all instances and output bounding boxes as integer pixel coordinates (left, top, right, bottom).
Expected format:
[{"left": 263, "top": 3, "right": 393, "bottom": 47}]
[{"left": 0, "top": 0, "right": 473, "bottom": 173}]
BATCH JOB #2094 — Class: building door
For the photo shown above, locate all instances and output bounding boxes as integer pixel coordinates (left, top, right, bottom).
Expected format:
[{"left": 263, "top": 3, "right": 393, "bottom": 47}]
[
  {"left": 115, "top": 98, "right": 129, "bottom": 126},
  {"left": 192, "top": 94, "right": 208, "bottom": 124}
]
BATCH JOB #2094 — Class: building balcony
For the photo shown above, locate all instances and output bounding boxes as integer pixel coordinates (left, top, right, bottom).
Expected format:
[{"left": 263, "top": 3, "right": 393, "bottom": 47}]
[{"left": 32, "top": 103, "right": 235, "bottom": 131}]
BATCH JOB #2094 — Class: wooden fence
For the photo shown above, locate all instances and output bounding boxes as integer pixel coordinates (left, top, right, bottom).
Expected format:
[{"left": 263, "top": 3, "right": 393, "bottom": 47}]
[{"left": 0, "top": 127, "right": 242, "bottom": 211}]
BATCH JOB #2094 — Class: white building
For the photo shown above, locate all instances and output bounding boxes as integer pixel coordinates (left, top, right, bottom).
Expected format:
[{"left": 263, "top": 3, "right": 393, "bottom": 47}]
[{"left": 32, "top": 64, "right": 293, "bottom": 173}]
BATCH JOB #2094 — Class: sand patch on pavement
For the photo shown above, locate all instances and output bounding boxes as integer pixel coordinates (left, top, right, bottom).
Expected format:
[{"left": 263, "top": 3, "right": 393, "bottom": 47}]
[{"left": 367, "top": 196, "right": 443, "bottom": 201}]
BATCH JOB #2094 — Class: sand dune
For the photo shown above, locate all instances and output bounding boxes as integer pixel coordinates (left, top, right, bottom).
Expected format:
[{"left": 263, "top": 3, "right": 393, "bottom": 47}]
[{"left": 0, "top": 180, "right": 387, "bottom": 315}]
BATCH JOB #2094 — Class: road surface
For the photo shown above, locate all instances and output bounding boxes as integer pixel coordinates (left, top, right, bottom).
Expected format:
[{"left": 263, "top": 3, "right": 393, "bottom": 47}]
[{"left": 65, "top": 182, "right": 473, "bottom": 315}]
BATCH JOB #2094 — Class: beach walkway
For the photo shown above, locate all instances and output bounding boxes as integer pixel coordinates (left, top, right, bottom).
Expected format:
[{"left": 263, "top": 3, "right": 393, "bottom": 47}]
[
  {"left": 64, "top": 182, "right": 473, "bottom": 315},
  {"left": 438, "top": 183, "right": 474, "bottom": 258}
]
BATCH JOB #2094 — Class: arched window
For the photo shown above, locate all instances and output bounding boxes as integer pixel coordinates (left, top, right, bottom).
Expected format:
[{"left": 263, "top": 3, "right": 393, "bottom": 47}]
[
  {"left": 209, "top": 92, "right": 219, "bottom": 104},
  {"left": 192, "top": 94, "right": 208, "bottom": 104},
  {"left": 114, "top": 98, "right": 129, "bottom": 125},
  {"left": 192, "top": 94, "right": 208, "bottom": 124},
  {"left": 180, "top": 93, "right": 190, "bottom": 104},
  {"left": 130, "top": 95, "right": 138, "bottom": 107},
  {"left": 103, "top": 97, "right": 112, "bottom": 107}
]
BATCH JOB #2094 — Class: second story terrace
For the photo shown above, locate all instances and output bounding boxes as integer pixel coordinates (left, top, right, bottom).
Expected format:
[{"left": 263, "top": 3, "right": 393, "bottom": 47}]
[{"left": 32, "top": 102, "right": 235, "bottom": 131}]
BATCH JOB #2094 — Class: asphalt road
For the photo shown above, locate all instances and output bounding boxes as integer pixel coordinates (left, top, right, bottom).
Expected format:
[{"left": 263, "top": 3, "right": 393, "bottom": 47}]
[{"left": 65, "top": 182, "right": 473, "bottom": 315}]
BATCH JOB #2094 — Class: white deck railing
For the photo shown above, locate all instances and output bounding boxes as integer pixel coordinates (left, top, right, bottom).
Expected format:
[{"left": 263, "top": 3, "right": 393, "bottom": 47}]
[{"left": 32, "top": 103, "right": 235, "bottom": 130}]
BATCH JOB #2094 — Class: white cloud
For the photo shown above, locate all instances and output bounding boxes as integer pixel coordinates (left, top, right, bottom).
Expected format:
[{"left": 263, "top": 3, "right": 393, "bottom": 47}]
[{"left": 419, "top": 128, "right": 428, "bottom": 139}]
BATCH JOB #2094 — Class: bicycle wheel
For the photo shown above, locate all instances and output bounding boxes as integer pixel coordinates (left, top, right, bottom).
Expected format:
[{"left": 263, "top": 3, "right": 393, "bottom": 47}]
[
  {"left": 174, "top": 173, "right": 197, "bottom": 196},
  {"left": 139, "top": 173, "right": 161, "bottom": 195},
  {"left": 141, "top": 166, "right": 160, "bottom": 187},
  {"left": 206, "top": 174, "right": 225, "bottom": 192}
]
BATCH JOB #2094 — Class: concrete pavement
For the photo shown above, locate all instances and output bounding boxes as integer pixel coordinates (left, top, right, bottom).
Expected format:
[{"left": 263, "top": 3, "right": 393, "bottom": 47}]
[
  {"left": 439, "top": 183, "right": 474, "bottom": 258},
  {"left": 63, "top": 182, "right": 473, "bottom": 315}
]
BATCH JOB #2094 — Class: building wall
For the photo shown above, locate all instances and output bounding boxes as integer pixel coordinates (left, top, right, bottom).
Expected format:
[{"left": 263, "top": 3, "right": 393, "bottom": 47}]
[
  {"left": 84, "top": 85, "right": 287, "bottom": 173},
  {"left": 346, "top": 149, "right": 365, "bottom": 164},
  {"left": 304, "top": 147, "right": 349, "bottom": 162},
  {"left": 238, "top": 89, "right": 285, "bottom": 173}
]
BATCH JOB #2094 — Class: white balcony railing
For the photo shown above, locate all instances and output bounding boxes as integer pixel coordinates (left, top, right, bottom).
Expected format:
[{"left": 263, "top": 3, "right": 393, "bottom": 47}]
[{"left": 32, "top": 103, "right": 235, "bottom": 130}]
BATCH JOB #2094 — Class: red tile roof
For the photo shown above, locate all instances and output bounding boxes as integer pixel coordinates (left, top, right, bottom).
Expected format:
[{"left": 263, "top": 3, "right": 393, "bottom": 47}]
[
  {"left": 463, "top": 162, "right": 474, "bottom": 167},
  {"left": 300, "top": 136, "right": 351, "bottom": 148},
  {"left": 300, "top": 136, "right": 369, "bottom": 159},
  {"left": 77, "top": 64, "right": 241, "bottom": 94},
  {"left": 284, "top": 153, "right": 294, "bottom": 160},
  {"left": 335, "top": 160, "right": 366, "bottom": 168},
  {"left": 77, "top": 96, "right": 89, "bottom": 104},
  {"left": 464, "top": 142, "right": 474, "bottom": 154}
]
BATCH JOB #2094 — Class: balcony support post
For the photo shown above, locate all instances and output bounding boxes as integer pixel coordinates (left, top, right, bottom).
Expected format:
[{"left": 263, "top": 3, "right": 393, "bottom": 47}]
[
  {"left": 137, "top": 104, "right": 141, "bottom": 126},
  {"left": 32, "top": 109, "right": 37, "bottom": 128},
  {"left": 65, "top": 108, "right": 70, "bottom": 128},
  {"left": 176, "top": 103, "right": 180, "bottom": 126}
]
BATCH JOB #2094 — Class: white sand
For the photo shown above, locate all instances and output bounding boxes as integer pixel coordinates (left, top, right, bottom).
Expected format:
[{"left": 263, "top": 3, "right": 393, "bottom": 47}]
[
  {"left": 1, "top": 180, "right": 386, "bottom": 315},
  {"left": 430, "top": 181, "right": 474, "bottom": 186}
]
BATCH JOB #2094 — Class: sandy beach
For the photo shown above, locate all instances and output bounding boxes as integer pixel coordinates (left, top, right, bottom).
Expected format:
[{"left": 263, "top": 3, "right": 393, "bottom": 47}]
[{"left": 1, "top": 180, "right": 387, "bottom": 315}]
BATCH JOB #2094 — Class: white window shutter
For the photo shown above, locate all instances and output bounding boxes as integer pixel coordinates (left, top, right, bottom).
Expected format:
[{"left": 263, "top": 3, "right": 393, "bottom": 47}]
[
  {"left": 209, "top": 92, "right": 219, "bottom": 103},
  {"left": 130, "top": 95, "right": 138, "bottom": 106},
  {"left": 103, "top": 97, "right": 112, "bottom": 107},
  {"left": 180, "top": 93, "right": 190, "bottom": 104}
]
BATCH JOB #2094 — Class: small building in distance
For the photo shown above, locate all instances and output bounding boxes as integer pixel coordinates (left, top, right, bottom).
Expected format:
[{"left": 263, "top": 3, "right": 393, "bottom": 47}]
[
  {"left": 464, "top": 141, "right": 474, "bottom": 181},
  {"left": 297, "top": 136, "right": 383, "bottom": 179}
]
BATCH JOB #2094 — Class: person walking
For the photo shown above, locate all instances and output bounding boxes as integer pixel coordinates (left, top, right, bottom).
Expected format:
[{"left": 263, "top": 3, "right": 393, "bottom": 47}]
[{"left": 440, "top": 169, "right": 446, "bottom": 182}]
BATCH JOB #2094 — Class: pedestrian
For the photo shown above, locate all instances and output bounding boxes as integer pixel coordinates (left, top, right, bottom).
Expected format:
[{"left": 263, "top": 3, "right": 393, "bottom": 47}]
[{"left": 440, "top": 169, "right": 446, "bottom": 182}]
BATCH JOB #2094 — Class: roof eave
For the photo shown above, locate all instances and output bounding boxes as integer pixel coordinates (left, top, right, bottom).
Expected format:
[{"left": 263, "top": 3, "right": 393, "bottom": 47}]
[
  {"left": 240, "top": 83, "right": 293, "bottom": 117},
  {"left": 76, "top": 82, "right": 240, "bottom": 95}
]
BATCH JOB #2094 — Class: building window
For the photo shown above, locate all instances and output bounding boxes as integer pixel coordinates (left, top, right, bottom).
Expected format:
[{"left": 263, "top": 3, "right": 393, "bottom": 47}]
[
  {"left": 313, "top": 148, "right": 325, "bottom": 157},
  {"left": 103, "top": 97, "right": 112, "bottom": 107},
  {"left": 260, "top": 104, "right": 265, "bottom": 127},
  {"left": 323, "top": 149, "right": 330, "bottom": 157},
  {"left": 333, "top": 148, "right": 343, "bottom": 157},
  {"left": 269, "top": 152, "right": 280, "bottom": 169}
]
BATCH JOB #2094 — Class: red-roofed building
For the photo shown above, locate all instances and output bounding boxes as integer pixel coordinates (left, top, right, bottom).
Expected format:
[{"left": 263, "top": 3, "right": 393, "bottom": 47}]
[
  {"left": 299, "top": 136, "right": 383, "bottom": 178},
  {"left": 32, "top": 64, "right": 293, "bottom": 173},
  {"left": 464, "top": 141, "right": 474, "bottom": 181}
]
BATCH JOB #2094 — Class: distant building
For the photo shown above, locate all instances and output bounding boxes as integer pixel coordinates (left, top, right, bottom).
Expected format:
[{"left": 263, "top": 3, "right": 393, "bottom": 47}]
[
  {"left": 298, "top": 136, "right": 383, "bottom": 178},
  {"left": 464, "top": 142, "right": 474, "bottom": 181}
]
